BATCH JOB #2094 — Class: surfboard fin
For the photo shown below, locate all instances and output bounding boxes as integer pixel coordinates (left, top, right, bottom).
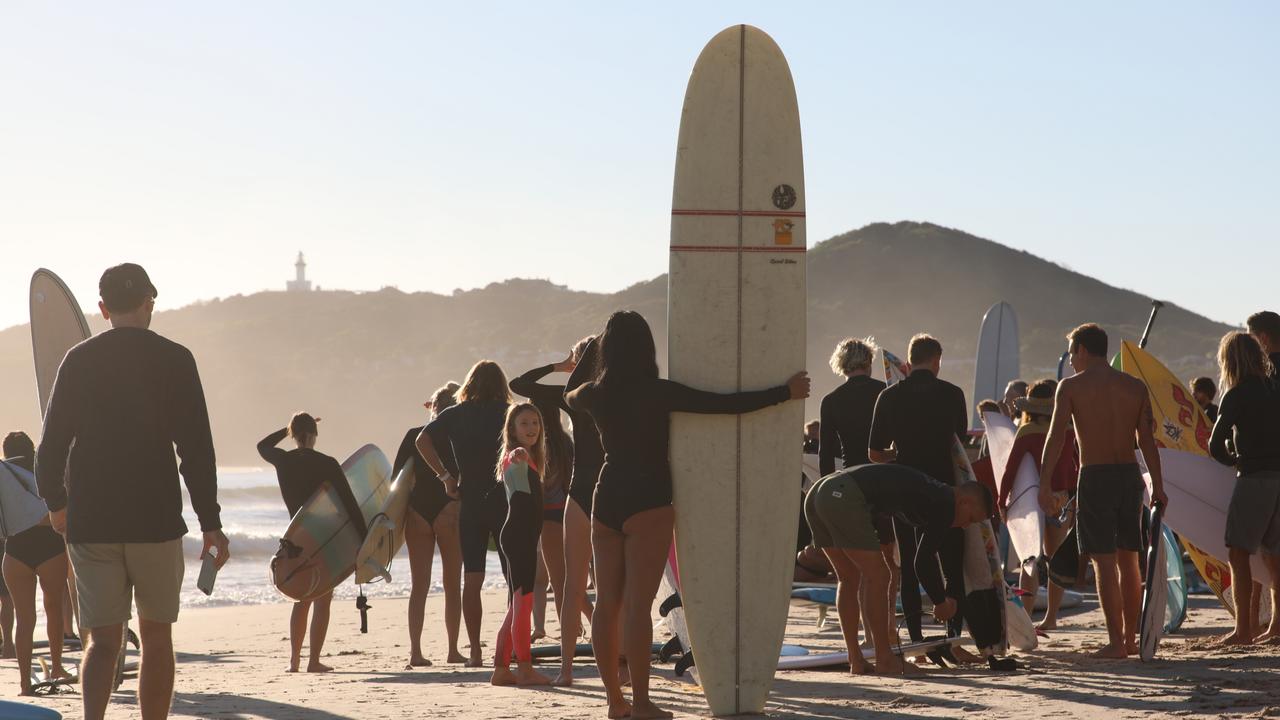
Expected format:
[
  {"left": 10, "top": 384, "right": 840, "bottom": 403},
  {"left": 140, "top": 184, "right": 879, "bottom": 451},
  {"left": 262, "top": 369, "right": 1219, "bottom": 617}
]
[
  {"left": 674, "top": 651, "right": 695, "bottom": 677},
  {"left": 658, "top": 635, "right": 683, "bottom": 663},
  {"left": 658, "top": 592, "right": 682, "bottom": 618}
]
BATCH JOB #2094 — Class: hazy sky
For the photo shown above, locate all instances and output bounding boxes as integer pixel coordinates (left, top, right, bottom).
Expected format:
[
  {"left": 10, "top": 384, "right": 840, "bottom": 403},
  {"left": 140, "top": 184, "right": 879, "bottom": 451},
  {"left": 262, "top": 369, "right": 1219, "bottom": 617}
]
[{"left": 2, "top": 3, "right": 1275, "bottom": 331}]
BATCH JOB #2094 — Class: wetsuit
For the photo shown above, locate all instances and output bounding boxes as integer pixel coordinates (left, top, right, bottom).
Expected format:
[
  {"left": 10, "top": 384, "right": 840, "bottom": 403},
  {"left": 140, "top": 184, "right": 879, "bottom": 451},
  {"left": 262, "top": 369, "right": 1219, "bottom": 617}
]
[
  {"left": 566, "top": 378, "right": 790, "bottom": 532},
  {"left": 0, "top": 456, "right": 65, "bottom": 570},
  {"left": 868, "top": 368, "right": 968, "bottom": 640},
  {"left": 806, "top": 464, "right": 955, "bottom": 605},
  {"left": 1210, "top": 375, "right": 1280, "bottom": 554},
  {"left": 509, "top": 364, "right": 575, "bottom": 522},
  {"left": 257, "top": 429, "right": 368, "bottom": 538},
  {"left": 562, "top": 340, "right": 605, "bottom": 515},
  {"left": 394, "top": 426, "right": 455, "bottom": 526},
  {"left": 819, "top": 375, "right": 891, "bottom": 545},
  {"left": 422, "top": 400, "right": 508, "bottom": 573},
  {"left": 494, "top": 451, "right": 543, "bottom": 667}
]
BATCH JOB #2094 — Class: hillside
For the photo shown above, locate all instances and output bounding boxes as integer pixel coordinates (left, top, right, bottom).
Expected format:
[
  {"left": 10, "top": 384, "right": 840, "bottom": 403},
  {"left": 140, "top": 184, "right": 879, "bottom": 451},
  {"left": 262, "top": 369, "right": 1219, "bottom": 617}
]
[{"left": 0, "top": 222, "right": 1234, "bottom": 466}]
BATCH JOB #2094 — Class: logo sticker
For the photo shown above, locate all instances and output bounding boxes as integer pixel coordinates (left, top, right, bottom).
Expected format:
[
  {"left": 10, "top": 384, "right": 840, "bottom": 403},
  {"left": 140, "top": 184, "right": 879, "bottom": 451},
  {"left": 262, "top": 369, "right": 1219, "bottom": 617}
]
[
  {"left": 773, "top": 218, "right": 794, "bottom": 245},
  {"left": 772, "top": 184, "right": 797, "bottom": 210}
]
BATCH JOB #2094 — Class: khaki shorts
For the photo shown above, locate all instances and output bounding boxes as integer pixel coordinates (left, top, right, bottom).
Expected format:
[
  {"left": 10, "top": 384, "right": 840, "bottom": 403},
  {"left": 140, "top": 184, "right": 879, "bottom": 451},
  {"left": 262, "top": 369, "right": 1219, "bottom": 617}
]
[{"left": 68, "top": 539, "right": 185, "bottom": 628}]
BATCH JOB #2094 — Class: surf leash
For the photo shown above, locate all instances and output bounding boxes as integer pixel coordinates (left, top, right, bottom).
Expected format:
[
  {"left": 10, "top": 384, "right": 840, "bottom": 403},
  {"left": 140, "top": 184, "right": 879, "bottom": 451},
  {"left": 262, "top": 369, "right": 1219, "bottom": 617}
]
[{"left": 356, "top": 588, "right": 371, "bottom": 634}]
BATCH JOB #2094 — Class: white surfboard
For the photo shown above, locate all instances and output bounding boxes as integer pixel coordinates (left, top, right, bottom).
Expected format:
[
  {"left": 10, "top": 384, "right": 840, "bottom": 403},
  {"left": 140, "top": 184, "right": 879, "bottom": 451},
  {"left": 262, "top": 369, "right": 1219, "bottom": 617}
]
[
  {"left": 354, "top": 457, "right": 416, "bottom": 584},
  {"left": 775, "top": 637, "right": 960, "bottom": 671},
  {"left": 971, "top": 302, "right": 1020, "bottom": 430},
  {"left": 30, "top": 269, "right": 93, "bottom": 416},
  {"left": 0, "top": 461, "right": 51, "bottom": 539},
  {"left": 981, "top": 412, "right": 1044, "bottom": 572},
  {"left": 1143, "top": 448, "right": 1274, "bottom": 591},
  {"left": 668, "top": 24, "right": 806, "bottom": 716}
]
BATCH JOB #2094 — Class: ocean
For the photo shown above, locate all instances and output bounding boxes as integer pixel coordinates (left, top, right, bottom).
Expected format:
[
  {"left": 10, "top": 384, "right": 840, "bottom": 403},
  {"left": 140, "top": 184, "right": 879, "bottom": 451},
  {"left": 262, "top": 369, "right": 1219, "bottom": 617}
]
[{"left": 174, "top": 468, "right": 506, "bottom": 610}]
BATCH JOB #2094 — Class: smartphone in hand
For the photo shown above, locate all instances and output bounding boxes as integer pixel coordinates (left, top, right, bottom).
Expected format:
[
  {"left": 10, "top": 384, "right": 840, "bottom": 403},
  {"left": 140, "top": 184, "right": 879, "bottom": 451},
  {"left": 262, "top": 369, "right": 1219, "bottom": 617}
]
[{"left": 197, "top": 553, "right": 219, "bottom": 596}]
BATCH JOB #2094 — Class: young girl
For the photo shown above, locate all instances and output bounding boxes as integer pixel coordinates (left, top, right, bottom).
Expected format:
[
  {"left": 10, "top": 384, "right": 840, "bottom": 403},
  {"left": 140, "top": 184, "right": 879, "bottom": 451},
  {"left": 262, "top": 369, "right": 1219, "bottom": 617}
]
[{"left": 491, "top": 403, "right": 552, "bottom": 686}]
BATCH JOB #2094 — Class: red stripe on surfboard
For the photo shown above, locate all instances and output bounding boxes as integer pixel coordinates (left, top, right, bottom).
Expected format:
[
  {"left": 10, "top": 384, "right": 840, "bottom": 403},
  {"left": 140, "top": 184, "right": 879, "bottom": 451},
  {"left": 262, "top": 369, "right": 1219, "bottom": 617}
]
[
  {"left": 670, "top": 245, "right": 807, "bottom": 253},
  {"left": 671, "top": 209, "right": 805, "bottom": 218}
]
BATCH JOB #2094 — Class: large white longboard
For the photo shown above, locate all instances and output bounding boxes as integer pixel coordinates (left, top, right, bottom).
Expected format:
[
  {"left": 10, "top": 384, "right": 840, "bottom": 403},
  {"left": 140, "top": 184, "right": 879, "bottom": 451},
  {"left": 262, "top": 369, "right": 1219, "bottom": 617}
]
[{"left": 668, "top": 25, "right": 806, "bottom": 716}]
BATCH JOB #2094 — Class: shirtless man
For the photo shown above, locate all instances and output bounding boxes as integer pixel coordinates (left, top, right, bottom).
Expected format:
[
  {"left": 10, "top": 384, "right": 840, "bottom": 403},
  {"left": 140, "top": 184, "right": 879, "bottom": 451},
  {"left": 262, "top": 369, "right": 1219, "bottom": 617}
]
[{"left": 1039, "top": 323, "right": 1167, "bottom": 658}]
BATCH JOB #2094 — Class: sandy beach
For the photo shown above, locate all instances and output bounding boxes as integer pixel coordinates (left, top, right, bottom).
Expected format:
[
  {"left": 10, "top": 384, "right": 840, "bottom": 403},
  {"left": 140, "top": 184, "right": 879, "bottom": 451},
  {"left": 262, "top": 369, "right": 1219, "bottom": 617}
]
[{"left": 5, "top": 587, "right": 1277, "bottom": 719}]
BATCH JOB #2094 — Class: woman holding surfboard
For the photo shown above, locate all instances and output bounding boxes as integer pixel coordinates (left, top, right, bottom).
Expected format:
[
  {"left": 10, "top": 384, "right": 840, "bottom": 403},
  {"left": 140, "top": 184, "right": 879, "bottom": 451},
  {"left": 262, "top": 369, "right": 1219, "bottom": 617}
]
[
  {"left": 1, "top": 432, "right": 71, "bottom": 695},
  {"left": 396, "top": 381, "right": 466, "bottom": 667},
  {"left": 258, "top": 413, "right": 367, "bottom": 673},
  {"left": 566, "top": 311, "right": 808, "bottom": 720},
  {"left": 491, "top": 403, "right": 552, "bottom": 687}
]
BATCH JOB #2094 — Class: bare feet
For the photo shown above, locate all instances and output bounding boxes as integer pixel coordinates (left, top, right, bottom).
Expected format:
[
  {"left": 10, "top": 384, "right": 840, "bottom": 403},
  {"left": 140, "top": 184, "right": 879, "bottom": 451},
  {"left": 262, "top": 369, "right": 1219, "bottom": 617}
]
[
  {"left": 1215, "top": 631, "right": 1256, "bottom": 646},
  {"left": 531, "top": 629, "right": 547, "bottom": 642},
  {"left": 1124, "top": 641, "right": 1139, "bottom": 656},
  {"left": 552, "top": 664, "right": 574, "bottom": 686},
  {"left": 306, "top": 661, "right": 334, "bottom": 673},
  {"left": 491, "top": 666, "right": 517, "bottom": 686},
  {"left": 1092, "top": 643, "right": 1128, "bottom": 658},
  {"left": 286, "top": 656, "right": 300, "bottom": 673},
  {"left": 1257, "top": 628, "right": 1280, "bottom": 644},
  {"left": 407, "top": 654, "right": 433, "bottom": 668},
  {"left": 1036, "top": 619, "right": 1058, "bottom": 632},
  {"left": 514, "top": 664, "right": 552, "bottom": 686},
  {"left": 446, "top": 650, "right": 468, "bottom": 663},
  {"left": 19, "top": 684, "right": 34, "bottom": 697},
  {"left": 606, "top": 697, "right": 633, "bottom": 719},
  {"left": 849, "top": 658, "right": 875, "bottom": 675},
  {"left": 875, "top": 655, "right": 921, "bottom": 675},
  {"left": 949, "top": 646, "right": 984, "bottom": 665},
  {"left": 630, "top": 699, "right": 674, "bottom": 719},
  {"left": 465, "top": 650, "right": 485, "bottom": 668}
]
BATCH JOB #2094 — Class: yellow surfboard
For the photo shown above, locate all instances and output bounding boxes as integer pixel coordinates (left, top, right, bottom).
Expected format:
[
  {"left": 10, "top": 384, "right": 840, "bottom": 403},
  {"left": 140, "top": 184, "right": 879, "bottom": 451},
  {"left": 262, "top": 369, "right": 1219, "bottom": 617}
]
[{"left": 1118, "top": 340, "right": 1236, "bottom": 615}]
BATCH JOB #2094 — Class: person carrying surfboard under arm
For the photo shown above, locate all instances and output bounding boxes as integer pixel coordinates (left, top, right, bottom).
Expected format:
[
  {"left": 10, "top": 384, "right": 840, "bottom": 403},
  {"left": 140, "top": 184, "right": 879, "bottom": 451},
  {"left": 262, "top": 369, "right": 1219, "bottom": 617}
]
[
  {"left": 510, "top": 336, "right": 599, "bottom": 686},
  {"left": 819, "top": 337, "right": 897, "bottom": 642},
  {"left": 36, "top": 263, "right": 230, "bottom": 720},
  {"left": 565, "top": 311, "right": 808, "bottom": 720},
  {"left": 998, "top": 380, "right": 1079, "bottom": 629},
  {"left": 259, "top": 413, "right": 367, "bottom": 673},
  {"left": 1039, "top": 323, "right": 1167, "bottom": 659},
  {"left": 415, "top": 360, "right": 510, "bottom": 668},
  {"left": 806, "top": 463, "right": 994, "bottom": 675},
  {"left": 868, "top": 334, "right": 974, "bottom": 661},
  {"left": 2, "top": 431, "right": 70, "bottom": 695},
  {"left": 490, "top": 403, "right": 553, "bottom": 687},
  {"left": 1209, "top": 331, "right": 1280, "bottom": 645},
  {"left": 396, "top": 381, "right": 466, "bottom": 667}
]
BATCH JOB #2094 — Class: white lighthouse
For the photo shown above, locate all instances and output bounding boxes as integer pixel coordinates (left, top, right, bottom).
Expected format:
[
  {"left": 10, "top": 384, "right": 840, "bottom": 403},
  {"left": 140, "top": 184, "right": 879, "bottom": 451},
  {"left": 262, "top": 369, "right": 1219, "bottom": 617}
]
[{"left": 286, "top": 252, "right": 312, "bottom": 292}]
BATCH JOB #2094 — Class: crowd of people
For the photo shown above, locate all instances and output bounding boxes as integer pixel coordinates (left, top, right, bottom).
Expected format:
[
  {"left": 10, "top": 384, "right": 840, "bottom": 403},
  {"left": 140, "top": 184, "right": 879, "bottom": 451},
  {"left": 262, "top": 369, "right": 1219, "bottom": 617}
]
[{"left": 6, "top": 260, "right": 1280, "bottom": 719}]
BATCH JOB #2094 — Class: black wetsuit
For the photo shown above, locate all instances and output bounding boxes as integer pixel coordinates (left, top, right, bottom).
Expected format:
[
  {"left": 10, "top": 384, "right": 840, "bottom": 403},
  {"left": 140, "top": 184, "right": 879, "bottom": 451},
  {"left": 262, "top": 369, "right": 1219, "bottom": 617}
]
[
  {"left": 1203, "top": 403, "right": 1220, "bottom": 424},
  {"left": 394, "top": 427, "right": 456, "bottom": 525},
  {"left": 820, "top": 374, "right": 891, "bottom": 543},
  {"left": 868, "top": 368, "right": 968, "bottom": 640},
  {"left": 35, "top": 327, "right": 221, "bottom": 544},
  {"left": 494, "top": 451, "right": 542, "bottom": 665},
  {"left": 509, "top": 364, "right": 575, "bottom": 520},
  {"left": 0, "top": 456, "right": 65, "bottom": 570},
  {"left": 1210, "top": 376, "right": 1280, "bottom": 474},
  {"left": 257, "top": 429, "right": 368, "bottom": 538},
  {"left": 422, "top": 400, "right": 508, "bottom": 573},
  {"left": 566, "top": 378, "right": 790, "bottom": 532},
  {"left": 845, "top": 463, "right": 956, "bottom": 605},
  {"left": 562, "top": 340, "right": 605, "bottom": 515}
]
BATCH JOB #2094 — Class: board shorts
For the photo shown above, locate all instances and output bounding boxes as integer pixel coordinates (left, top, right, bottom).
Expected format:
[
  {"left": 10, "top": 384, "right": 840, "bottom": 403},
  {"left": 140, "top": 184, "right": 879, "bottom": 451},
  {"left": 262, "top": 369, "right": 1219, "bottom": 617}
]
[
  {"left": 1076, "top": 464, "right": 1143, "bottom": 555},
  {"left": 804, "top": 474, "right": 881, "bottom": 552},
  {"left": 68, "top": 539, "right": 184, "bottom": 628},
  {"left": 1225, "top": 470, "right": 1280, "bottom": 555}
]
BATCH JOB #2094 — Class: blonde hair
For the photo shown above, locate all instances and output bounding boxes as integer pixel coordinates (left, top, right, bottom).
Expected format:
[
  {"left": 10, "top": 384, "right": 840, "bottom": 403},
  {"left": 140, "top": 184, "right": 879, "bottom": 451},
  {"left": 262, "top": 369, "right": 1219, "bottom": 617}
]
[
  {"left": 829, "top": 337, "right": 879, "bottom": 376},
  {"left": 1218, "top": 331, "right": 1272, "bottom": 392},
  {"left": 495, "top": 403, "right": 547, "bottom": 483}
]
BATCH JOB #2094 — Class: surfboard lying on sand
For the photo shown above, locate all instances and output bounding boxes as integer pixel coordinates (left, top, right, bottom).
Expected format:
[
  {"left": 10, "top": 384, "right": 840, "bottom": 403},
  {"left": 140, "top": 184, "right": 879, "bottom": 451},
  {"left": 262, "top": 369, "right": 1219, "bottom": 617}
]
[
  {"left": 776, "top": 637, "right": 961, "bottom": 671},
  {"left": 0, "top": 700, "right": 61, "bottom": 719},
  {"left": 981, "top": 412, "right": 1044, "bottom": 574},
  {"left": 271, "top": 445, "right": 390, "bottom": 601},
  {"left": 667, "top": 24, "right": 806, "bottom": 716},
  {"left": 354, "top": 458, "right": 416, "bottom": 584},
  {"left": 971, "top": 302, "right": 1020, "bottom": 431}
]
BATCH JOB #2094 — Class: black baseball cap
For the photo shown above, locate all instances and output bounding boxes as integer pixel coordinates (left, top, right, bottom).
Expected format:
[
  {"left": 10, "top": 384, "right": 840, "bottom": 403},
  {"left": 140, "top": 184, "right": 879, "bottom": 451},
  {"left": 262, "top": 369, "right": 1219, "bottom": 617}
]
[{"left": 99, "top": 263, "right": 158, "bottom": 312}]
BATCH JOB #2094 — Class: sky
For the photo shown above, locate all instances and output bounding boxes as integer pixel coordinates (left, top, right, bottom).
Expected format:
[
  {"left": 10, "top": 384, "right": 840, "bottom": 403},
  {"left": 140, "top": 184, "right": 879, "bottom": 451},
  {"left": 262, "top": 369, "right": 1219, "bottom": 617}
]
[{"left": 1, "top": 2, "right": 1276, "bottom": 330}]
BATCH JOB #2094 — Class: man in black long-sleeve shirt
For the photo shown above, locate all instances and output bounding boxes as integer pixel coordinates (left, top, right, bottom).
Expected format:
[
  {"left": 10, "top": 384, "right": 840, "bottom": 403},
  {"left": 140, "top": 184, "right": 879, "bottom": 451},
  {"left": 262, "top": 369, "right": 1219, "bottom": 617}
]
[
  {"left": 36, "top": 263, "right": 228, "bottom": 720},
  {"left": 868, "top": 333, "right": 970, "bottom": 642}
]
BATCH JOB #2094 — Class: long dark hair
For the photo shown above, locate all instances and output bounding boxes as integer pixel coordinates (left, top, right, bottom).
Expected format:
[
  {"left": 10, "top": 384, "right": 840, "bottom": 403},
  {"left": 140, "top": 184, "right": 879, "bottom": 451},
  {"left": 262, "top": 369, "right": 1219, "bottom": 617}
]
[
  {"left": 458, "top": 360, "right": 510, "bottom": 404},
  {"left": 597, "top": 311, "right": 659, "bottom": 389}
]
